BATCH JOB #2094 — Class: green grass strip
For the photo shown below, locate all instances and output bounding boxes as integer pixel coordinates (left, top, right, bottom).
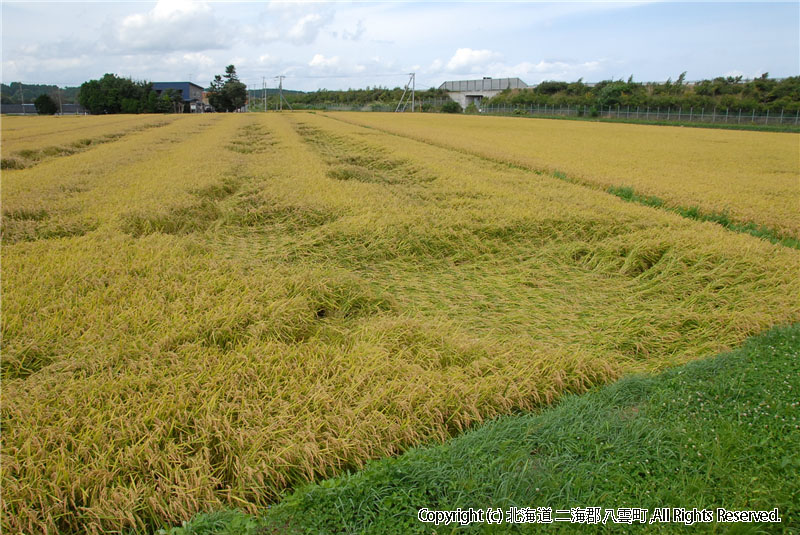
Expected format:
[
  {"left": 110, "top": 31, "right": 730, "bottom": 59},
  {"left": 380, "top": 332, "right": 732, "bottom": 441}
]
[
  {"left": 159, "top": 324, "right": 800, "bottom": 534},
  {"left": 606, "top": 185, "right": 800, "bottom": 250}
]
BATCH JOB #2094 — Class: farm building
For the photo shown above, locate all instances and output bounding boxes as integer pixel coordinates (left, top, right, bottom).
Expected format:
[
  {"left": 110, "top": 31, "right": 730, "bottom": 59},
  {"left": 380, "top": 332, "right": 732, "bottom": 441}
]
[
  {"left": 439, "top": 77, "right": 528, "bottom": 108},
  {"left": 152, "top": 82, "right": 206, "bottom": 112}
]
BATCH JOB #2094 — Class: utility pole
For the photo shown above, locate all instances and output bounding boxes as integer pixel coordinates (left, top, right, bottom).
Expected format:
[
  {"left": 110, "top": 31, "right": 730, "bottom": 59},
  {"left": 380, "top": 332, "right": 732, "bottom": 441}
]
[
  {"left": 411, "top": 72, "right": 415, "bottom": 112},
  {"left": 58, "top": 86, "right": 63, "bottom": 115},
  {"left": 262, "top": 77, "right": 266, "bottom": 112},
  {"left": 20, "top": 83, "right": 25, "bottom": 115},
  {"left": 277, "top": 75, "right": 285, "bottom": 111},
  {"left": 395, "top": 73, "right": 415, "bottom": 112},
  {"left": 274, "top": 75, "right": 292, "bottom": 111}
]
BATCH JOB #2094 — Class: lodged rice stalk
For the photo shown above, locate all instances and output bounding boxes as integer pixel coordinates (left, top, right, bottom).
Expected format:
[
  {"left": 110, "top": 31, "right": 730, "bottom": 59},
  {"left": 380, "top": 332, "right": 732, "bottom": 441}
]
[
  {"left": 336, "top": 112, "right": 800, "bottom": 240},
  {"left": 1, "top": 114, "right": 178, "bottom": 170},
  {"left": 2, "top": 112, "right": 798, "bottom": 533}
]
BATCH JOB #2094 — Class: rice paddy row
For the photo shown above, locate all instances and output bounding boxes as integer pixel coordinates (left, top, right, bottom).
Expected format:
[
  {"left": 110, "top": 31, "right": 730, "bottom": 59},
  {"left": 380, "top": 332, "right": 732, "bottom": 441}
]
[
  {"left": 331, "top": 112, "right": 800, "bottom": 241},
  {"left": 1, "top": 114, "right": 177, "bottom": 169},
  {"left": 2, "top": 112, "right": 798, "bottom": 533}
]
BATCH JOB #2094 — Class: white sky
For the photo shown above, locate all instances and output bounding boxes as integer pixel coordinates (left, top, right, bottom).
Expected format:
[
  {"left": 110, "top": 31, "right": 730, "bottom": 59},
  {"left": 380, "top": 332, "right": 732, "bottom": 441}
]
[{"left": 2, "top": 1, "right": 798, "bottom": 91}]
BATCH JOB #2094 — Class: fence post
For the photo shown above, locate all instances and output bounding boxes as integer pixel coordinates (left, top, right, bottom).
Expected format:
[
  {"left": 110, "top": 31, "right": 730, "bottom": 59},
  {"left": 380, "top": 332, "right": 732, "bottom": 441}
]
[
  {"left": 779, "top": 108, "right": 784, "bottom": 124},
  {"left": 700, "top": 107, "right": 704, "bottom": 121},
  {"left": 689, "top": 107, "right": 693, "bottom": 122},
  {"left": 751, "top": 109, "right": 755, "bottom": 123},
  {"left": 765, "top": 109, "right": 769, "bottom": 125},
  {"left": 795, "top": 109, "right": 799, "bottom": 125},
  {"left": 667, "top": 107, "right": 670, "bottom": 121},
  {"left": 738, "top": 109, "right": 742, "bottom": 124}
]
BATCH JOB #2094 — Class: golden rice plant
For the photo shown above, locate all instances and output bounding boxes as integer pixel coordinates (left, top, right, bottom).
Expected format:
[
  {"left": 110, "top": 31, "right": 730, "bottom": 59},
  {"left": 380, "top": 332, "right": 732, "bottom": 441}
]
[
  {"left": 1, "top": 114, "right": 177, "bottom": 170},
  {"left": 335, "top": 112, "right": 800, "bottom": 240},
  {"left": 2, "top": 112, "right": 798, "bottom": 533}
]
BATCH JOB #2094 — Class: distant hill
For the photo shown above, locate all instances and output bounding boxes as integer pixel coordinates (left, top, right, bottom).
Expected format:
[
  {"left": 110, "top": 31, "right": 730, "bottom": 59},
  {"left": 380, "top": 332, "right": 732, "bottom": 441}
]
[{"left": 1, "top": 83, "right": 80, "bottom": 105}]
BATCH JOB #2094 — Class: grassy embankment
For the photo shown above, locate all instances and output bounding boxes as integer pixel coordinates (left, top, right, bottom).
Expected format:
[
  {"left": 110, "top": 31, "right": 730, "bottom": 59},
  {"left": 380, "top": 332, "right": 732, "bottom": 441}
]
[
  {"left": 164, "top": 323, "right": 800, "bottom": 534},
  {"left": 2, "top": 113, "right": 798, "bottom": 533}
]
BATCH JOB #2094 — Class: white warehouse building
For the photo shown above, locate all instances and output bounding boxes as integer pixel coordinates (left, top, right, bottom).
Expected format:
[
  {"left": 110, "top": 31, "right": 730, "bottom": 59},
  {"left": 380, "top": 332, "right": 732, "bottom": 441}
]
[{"left": 439, "top": 77, "right": 529, "bottom": 108}]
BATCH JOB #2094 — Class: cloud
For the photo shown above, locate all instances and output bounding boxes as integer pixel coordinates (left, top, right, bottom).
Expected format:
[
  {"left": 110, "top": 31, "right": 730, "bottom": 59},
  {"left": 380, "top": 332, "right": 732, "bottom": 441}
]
[
  {"left": 479, "top": 59, "right": 607, "bottom": 84},
  {"left": 243, "top": 2, "right": 335, "bottom": 45},
  {"left": 342, "top": 20, "right": 366, "bottom": 41},
  {"left": 309, "top": 54, "right": 340, "bottom": 69},
  {"left": 110, "top": 0, "right": 233, "bottom": 53},
  {"left": 445, "top": 48, "right": 502, "bottom": 73},
  {"left": 426, "top": 59, "right": 443, "bottom": 73},
  {"left": 258, "top": 54, "right": 276, "bottom": 65},
  {"left": 303, "top": 54, "right": 376, "bottom": 81},
  {"left": 9, "top": 35, "right": 107, "bottom": 62},
  {"left": 287, "top": 13, "right": 328, "bottom": 44},
  {"left": 424, "top": 53, "right": 610, "bottom": 85},
  {"left": 163, "top": 52, "right": 215, "bottom": 69}
]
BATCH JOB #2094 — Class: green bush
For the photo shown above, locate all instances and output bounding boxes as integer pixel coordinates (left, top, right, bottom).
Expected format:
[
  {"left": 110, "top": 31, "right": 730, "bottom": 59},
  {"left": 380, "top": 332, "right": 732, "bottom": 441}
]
[
  {"left": 34, "top": 94, "right": 58, "bottom": 115},
  {"left": 441, "top": 100, "right": 462, "bottom": 113}
]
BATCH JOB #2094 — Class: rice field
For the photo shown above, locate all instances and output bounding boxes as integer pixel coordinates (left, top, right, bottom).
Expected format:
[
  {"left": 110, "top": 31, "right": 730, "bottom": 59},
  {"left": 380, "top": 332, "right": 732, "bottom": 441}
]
[
  {"left": 336, "top": 112, "right": 800, "bottom": 240},
  {"left": 2, "top": 112, "right": 798, "bottom": 534},
  {"left": 1, "top": 115, "right": 177, "bottom": 170}
]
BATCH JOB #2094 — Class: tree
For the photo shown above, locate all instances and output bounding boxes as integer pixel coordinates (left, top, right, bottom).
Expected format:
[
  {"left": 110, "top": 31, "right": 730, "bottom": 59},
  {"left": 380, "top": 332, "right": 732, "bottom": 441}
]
[
  {"left": 224, "top": 64, "right": 239, "bottom": 82},
  {"left": 207, "top": 65, "right": 247, "bottom": 112},
  {"left": 78, "top": 74, "right": 153, "bottom": 114},
  {"left": 34, "top": 94, "right": 58, "bottom": 115},
  {"left": 162, "top": 88, "right": 184, "bottom": 113}
]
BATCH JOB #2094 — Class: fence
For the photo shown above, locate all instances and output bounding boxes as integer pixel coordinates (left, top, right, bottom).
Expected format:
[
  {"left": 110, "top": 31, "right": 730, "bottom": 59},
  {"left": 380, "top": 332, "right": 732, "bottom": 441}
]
[
  {"left": 1, "top": 103, "right": 87, "bottom": 115},
  {"left": 292, "top": 101, "right": 799, "bottom": 126},
  {"left": 477, "top": 104, "right": 800, "bottom": 126}
]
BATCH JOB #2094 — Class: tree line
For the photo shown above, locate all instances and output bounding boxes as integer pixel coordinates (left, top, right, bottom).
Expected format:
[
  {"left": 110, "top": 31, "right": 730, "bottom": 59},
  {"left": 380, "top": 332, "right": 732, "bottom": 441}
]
[
  {"left": 0, "top": 66, "right": 248, "bottom": 115},
  {"left": 5, "top": 71, "right": 798, "bottom": 115},
  {"left": 485, "top": 73, "right": 800, "bottom": 113},
  {"left": 1, "top": 83, "right": 80, "bottom": 106},
  {"left": 269, "top": 86, "right": 448, "bottom": 110},
  {"left": 75, "top": 66, "right": 247, "bottom": 114}
]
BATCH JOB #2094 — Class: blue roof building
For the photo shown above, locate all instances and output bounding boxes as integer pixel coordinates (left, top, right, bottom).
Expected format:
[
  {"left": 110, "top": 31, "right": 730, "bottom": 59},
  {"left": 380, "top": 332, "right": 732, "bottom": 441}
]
[{"left": 152, "top": 82, "right": 205, "bottom": 112}]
